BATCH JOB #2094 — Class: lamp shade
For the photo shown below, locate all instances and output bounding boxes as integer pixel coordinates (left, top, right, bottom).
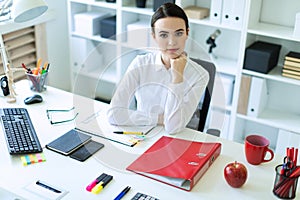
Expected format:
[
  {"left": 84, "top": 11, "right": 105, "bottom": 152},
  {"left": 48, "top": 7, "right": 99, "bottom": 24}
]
[{"left": 12, "top": 0, "right": 48, "bottom": 23}]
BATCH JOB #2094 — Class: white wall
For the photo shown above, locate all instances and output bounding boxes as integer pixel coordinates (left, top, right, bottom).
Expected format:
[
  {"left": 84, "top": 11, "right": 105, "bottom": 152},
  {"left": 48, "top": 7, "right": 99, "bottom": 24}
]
[{"left": 44, "top": 0, "right": 71, "bottom": 91}]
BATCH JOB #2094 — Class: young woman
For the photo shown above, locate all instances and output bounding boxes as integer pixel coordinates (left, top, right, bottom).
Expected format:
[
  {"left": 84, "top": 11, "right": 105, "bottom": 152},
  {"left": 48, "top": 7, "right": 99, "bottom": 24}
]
[{"left": 107, "top": 3, "right": 209, "bottom": 134}]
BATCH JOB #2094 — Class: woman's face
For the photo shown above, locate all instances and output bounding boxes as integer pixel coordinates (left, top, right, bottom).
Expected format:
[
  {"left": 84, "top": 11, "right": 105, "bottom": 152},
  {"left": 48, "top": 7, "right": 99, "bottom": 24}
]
[{"left": 152, "top": 17, "right": 189, "bottom": 59}]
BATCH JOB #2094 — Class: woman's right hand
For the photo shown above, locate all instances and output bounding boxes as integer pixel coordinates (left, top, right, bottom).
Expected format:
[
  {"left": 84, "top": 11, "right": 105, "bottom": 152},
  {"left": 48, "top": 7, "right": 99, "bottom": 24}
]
[{"left": 170, "top": 52, "right": 187, "bottom": 84}]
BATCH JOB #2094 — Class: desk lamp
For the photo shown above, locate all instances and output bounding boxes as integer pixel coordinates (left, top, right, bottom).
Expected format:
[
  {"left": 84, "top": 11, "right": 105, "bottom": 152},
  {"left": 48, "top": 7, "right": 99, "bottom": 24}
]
[{"left": 0, "top": 0, "right": 48, "bottom": 103}]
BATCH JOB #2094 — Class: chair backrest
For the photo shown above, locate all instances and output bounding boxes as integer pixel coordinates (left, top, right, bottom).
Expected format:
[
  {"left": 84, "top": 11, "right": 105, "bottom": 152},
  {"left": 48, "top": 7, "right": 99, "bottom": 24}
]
[{"left": 187, "top": 58, "right": 216, "bottom": 132}]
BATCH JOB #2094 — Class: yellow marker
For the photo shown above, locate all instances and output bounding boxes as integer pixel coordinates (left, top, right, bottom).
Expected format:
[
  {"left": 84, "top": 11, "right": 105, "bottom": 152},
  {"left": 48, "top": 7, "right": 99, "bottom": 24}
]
[
  {"left": 113, "top": 131, "right": 143, "bottom": 135},
  {"left": 91, "top": 182, "right": 103, "bottom": 194}
]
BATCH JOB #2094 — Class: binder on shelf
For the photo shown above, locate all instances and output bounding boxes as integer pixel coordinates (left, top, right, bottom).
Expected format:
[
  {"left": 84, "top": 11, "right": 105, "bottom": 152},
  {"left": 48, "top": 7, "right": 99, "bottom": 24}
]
[
  {"left": 283, "top": 65, "right": 300, "bottom": 72},
  {"left": 210, "top": 0, "right": 223, "bottom": 25},
  {"left": 247, "top": 77, "right": 268, "bottom": 117},
  {"left": 126, "top": 136, "right": 222, "bottom": 191},
  {"left": 284, "top": 60, "right": 300, "bottom": 68},
  {"left": 285, "top": 51, "right": 300, "bottom": 63},
  {"left": 282, "top": 68, "right": 300, "bottom": 76},
  {"left": 221, "top": 0, "right": 245, "bottom": 29},
  {"left": 282, "top": 72, "right": 300, "bottom": 81},
  {"left": 237, "top": 75, "right": 252, "bottom": 115}
]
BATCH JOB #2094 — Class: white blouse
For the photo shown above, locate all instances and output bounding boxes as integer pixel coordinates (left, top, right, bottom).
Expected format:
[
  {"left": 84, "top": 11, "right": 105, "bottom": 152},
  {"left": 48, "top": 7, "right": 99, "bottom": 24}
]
[{"left": 107, "top": 51, "right": 209, "bottom": 134}]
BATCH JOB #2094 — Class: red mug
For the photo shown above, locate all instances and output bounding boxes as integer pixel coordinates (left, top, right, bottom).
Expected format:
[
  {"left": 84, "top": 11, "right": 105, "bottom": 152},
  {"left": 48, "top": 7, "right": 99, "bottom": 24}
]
[{"left": 245, "top": 135, "right": 274, "bottom": 165}]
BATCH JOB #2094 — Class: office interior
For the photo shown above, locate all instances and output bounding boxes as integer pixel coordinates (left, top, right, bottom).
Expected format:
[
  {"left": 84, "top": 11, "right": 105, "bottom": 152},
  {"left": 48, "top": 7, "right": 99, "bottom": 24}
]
[
  {"left": 1, "top": 0, "right": 300, "bottom": 156},
  {"left": 1, "top": 0, "right": 300, "bottom": 165},
  {"left": 1, "top": 0, "right": 300, "bottom": 198}
]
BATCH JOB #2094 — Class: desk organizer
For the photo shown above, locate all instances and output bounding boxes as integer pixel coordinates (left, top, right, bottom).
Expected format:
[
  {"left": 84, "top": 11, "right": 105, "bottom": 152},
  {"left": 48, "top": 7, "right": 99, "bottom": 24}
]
[
  {"left": 273, "top": 164, "right": 299, "bottom": 199},
  {"left": 26, "top": 72, "right": 48, "bottom": 92}
]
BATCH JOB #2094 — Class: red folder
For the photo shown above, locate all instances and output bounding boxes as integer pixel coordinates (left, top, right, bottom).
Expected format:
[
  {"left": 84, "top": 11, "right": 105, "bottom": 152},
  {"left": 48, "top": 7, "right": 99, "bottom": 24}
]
[{"left": 126, "top": 136, "right": 222, "bottom": 191}]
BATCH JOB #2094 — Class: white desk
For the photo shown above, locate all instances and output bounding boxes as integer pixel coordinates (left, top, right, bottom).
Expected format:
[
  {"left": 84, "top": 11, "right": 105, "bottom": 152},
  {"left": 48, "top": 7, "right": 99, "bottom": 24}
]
[{"left": 0, "top": 80, "right": 296, "bottom": 200}]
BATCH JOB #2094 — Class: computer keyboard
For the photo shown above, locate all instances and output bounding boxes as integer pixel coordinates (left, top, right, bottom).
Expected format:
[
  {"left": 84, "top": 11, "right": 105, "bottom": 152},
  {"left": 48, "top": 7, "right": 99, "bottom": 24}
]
[
  {"left": 0, "top": 108, "right": 42, "bottom": 154},
  {"left": 131, "top": 192, "right": 159, "bottom": 200}
]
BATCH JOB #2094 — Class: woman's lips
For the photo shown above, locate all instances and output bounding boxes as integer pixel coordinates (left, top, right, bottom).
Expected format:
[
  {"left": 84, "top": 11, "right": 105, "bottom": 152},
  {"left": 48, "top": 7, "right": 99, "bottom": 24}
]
[{"left": 167, "top": 48, "right": 179, "bottom": 53}]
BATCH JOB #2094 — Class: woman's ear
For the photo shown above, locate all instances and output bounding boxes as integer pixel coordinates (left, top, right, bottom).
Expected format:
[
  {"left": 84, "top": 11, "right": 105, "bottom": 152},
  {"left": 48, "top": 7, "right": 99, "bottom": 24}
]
[{"left": 186, "top": 28, "right": 190, "bottom": 36}]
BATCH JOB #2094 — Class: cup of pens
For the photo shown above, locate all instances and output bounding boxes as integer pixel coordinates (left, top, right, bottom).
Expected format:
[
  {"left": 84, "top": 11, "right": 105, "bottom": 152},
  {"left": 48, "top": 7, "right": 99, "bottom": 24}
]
[
  {"left": 23, "top": 61, "right": 49, "bottom": 92},
  {"left": 273, "top": 164, "right": 299, "bottom": 199},
  {"left": 26, "top": 71, "right": 48, "bottom": 92},
  {"left": 273, "top": 148, "right": 299, "bottom": 199}
]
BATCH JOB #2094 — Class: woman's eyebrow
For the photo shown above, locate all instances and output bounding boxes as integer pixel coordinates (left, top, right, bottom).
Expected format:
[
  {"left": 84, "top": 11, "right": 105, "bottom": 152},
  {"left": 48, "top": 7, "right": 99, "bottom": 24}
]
[
  {"left": 158, "top": 30, "right": 169, "bottom": 34},
  {"left": 175, "top": 29, "right": 184, "bottom": 32}
]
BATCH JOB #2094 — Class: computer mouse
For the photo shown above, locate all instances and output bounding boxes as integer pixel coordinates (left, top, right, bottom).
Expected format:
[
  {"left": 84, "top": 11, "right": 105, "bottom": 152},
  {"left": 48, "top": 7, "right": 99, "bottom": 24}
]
[{"left": 24, "top": 94, "right": 43, "bottom": 105}]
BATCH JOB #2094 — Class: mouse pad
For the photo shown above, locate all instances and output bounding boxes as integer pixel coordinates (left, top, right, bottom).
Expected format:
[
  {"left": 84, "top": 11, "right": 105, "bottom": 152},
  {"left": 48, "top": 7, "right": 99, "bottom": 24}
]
[{"left": 69, "top": 140, "right": 104, "bottom": 162}]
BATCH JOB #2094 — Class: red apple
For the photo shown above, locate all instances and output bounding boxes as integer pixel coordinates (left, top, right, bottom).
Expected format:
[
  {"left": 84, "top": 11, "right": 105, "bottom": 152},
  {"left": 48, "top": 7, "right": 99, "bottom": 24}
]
[{"left": 224, "top": 161, "right": 247, "bottom": 188}]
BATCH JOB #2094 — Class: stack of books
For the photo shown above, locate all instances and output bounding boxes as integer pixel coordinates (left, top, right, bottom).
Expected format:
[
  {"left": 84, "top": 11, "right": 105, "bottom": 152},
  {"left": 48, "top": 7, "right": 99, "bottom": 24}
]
[{"left": 282, "top": 51, "right": 300, "bottom": 80}]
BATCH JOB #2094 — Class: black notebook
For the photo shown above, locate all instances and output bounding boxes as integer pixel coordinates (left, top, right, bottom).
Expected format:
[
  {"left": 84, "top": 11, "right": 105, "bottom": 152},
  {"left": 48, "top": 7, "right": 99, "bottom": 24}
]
[{"left": 46, "top": 129, "right": 91, "bottom": 155}]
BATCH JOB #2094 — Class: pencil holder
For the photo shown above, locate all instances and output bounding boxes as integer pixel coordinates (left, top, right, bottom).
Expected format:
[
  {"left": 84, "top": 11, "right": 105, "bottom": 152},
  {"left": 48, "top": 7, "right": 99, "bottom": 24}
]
[
  {"left": 26, "top": 72, "right": 48, "bottom": 92},
  {"left": 273, "top": 164, "right": 299, "bottom": 199}
]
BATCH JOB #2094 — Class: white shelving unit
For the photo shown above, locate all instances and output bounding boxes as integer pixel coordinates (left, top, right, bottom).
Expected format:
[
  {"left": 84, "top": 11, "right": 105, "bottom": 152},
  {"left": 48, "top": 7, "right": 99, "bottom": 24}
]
[
  {"left": 233, "top": 0, "right": 300, "bottom": 153},
  {"left": 66, "top": 0, "right": 300, "bottom": 150}
]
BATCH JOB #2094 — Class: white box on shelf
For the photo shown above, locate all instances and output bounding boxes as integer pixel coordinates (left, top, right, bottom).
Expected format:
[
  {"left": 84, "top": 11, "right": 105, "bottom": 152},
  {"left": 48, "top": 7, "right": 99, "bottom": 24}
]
[
  {"left": 74, "top": 11, "right": 109, "bottom": 35},
  {"left": 294, "top": 12, "right": 300, "bottom": 38},
  {"left": 127, "top": 20, "right": 150, "bottom": 47}
]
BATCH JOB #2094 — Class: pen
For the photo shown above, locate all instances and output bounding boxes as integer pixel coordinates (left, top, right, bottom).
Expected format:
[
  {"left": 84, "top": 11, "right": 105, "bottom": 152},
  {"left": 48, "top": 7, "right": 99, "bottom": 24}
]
[
  {"left": 113, "top": 186, "right": 131, "bottom": 200},
  {"left": 113, "top": 131, "right": 143, "bottom": 135},
  {"left": 36, "top": 181, "right": 61, "bottom": 193}
]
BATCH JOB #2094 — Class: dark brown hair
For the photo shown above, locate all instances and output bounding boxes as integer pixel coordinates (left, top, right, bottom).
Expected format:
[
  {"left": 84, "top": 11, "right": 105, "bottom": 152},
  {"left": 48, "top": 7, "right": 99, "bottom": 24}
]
[{"left": 151, "top": 3, "right": 189, "bottom": 33}]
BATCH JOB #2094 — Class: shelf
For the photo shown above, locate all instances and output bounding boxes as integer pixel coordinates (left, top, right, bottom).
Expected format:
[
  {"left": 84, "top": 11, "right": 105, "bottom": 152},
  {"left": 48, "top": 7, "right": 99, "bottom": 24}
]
[
  {"left": 189, "top": 18, "right": 243, "bottom": 32},
  {"left": 237, "top": 108, "right": 300, "bottom": 133},
  {"left": 243, "top": 66, "right": 300, "bottom": 86},
  {"left": 69, "top": 0, "right": 117, "bottom": 9},
  {"left": 71, "top": 32, "right": 117, "bottom": 44},
  {"left": 121, "top": 5, "right": 154, "bottom": 16},
  {"left": 248, "top": 23, "right": 300, "bottom": 42}
]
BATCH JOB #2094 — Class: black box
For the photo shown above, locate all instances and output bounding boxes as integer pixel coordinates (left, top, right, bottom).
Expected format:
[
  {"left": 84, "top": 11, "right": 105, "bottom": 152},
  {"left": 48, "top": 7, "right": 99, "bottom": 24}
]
[
  {"left": 243, "top": 41, "right": 281, "bottom": 74},
  {"left": 100, "top": 15, "right": 116, "bottom": 40},
  {"left": 153, "top": 0, "right": 175, "bottom": 11}
]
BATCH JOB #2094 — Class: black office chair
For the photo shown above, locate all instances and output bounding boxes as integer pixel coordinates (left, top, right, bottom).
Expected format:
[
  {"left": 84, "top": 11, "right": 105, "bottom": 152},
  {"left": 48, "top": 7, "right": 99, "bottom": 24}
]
[{"left": 187, "top": 58, "right": 217, "bottom": 135}]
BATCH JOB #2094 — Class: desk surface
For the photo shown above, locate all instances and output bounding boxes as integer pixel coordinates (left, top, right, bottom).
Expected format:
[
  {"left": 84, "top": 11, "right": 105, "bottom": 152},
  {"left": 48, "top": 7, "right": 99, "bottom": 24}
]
[{"left": 0, "top": 80, "right": 296, "bottom": 200}]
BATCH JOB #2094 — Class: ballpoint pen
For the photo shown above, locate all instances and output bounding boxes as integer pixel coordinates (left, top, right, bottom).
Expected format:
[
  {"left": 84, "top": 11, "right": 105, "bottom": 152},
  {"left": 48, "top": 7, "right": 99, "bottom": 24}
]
[
  {"left": 113, "top": 131, "right": 143, "bottom": 135},
  {"left": 113, "top": 186, "right": 131, "bottom": 200}
]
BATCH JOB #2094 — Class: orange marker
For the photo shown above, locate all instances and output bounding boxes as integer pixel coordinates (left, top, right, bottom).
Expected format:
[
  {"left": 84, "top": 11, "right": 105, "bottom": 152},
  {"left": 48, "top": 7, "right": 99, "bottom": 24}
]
[{"left": 34, "top": 58, "right": 42, "bottom": 75}]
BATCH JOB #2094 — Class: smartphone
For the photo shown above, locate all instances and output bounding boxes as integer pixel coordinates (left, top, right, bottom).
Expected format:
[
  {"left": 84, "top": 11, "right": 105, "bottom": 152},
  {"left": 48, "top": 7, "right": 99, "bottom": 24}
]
[{"left": 69, "top": 140, "right": 104, "bottom": 162}]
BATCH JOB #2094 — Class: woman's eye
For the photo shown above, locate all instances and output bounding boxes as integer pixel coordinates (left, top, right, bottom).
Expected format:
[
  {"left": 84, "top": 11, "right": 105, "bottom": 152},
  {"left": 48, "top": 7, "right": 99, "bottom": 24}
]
[
  {"left": 175, "top": 32, "right": 184, "bottom": 37},
  {"left": 159, "top": 33, "right": 168, "bottom": 38}
]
